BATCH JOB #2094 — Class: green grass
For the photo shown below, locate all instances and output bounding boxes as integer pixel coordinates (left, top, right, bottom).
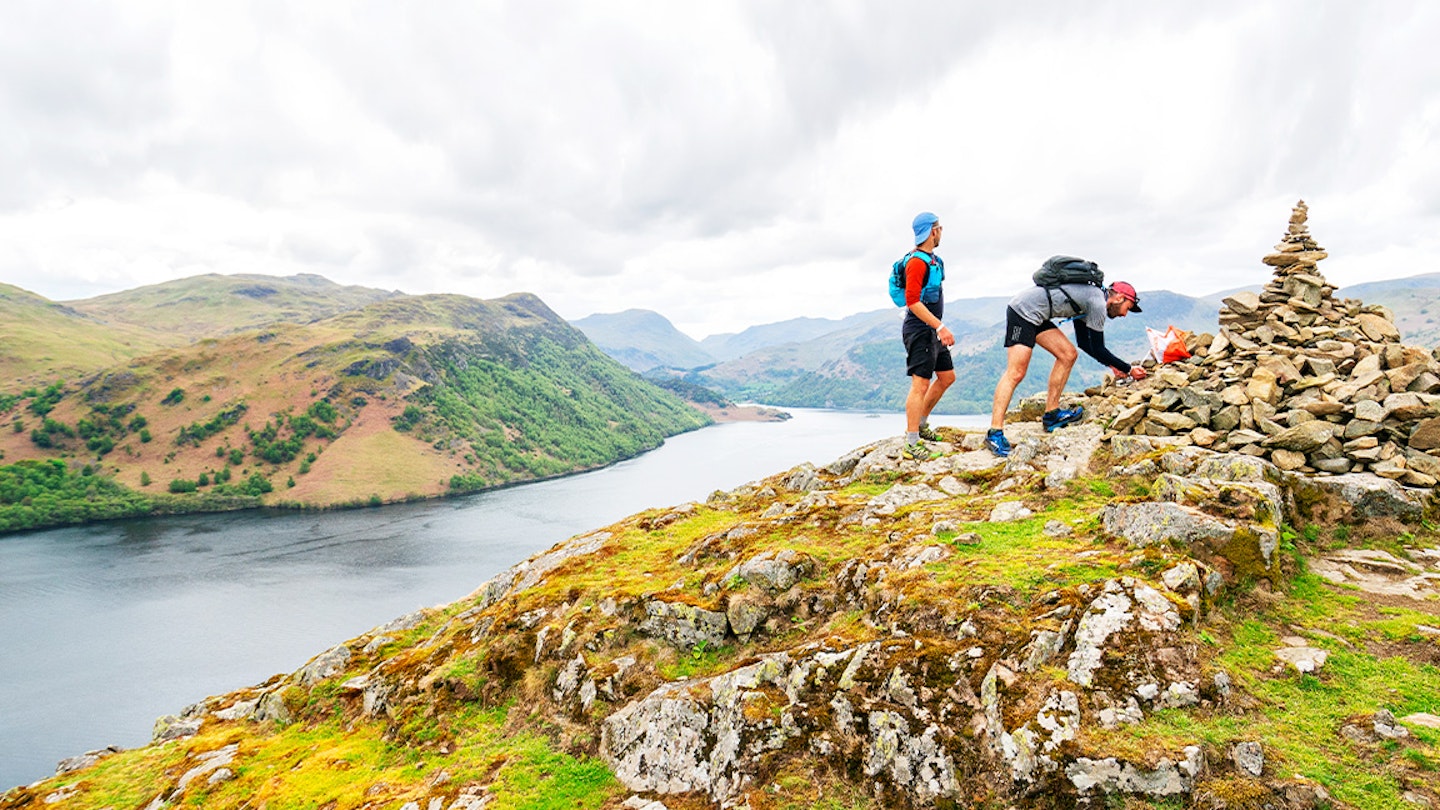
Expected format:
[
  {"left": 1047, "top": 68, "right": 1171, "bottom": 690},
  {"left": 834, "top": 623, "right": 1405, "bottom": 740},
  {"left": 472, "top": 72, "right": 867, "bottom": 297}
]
[{"left": 1120, "top": 590, "right": 1440, "bottom": 810}]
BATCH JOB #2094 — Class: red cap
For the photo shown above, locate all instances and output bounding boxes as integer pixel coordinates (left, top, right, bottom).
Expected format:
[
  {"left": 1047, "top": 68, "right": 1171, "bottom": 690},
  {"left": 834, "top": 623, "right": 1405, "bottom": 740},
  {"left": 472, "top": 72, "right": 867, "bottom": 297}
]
[{"left": 1110, "top": 281, "right": 1142, "bottom": 312}]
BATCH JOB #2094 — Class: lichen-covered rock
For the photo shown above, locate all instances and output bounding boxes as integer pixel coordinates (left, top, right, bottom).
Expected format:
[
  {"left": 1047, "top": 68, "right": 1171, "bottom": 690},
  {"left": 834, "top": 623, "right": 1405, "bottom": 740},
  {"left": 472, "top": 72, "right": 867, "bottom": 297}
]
[
  {"left": 863, "top": 712, "right": 959, "bottom": 802},
  {"left": 866, "top": 483, "right": 946, "bottom": 515},
  {"left": 298, "top": 644, "right": 351, "bottom": 687},
  {"left": 725, "top": 593, "right": 771, "bottom": 638},
  {"left": 638, "top": 599, "right": 729, "bottom": 648},
  {"left": 780, "top": 462, "right": 820, "bottom": 492},
  {"left": 1151, "top": 473, "right": 1286, "bottom": 528},
  {"left": 1066, "top": 581, "right": 1182, "bottom": 688},
  {"left": 725, "top": 549, "right": 816, "bottom": 593},
  {"left": 1103, "top": 499, "right": 1279, "bottom": 571},
  {"left": 1301, "top": 473, "right": 1429, "bottom": 522},
  {"left": 1102, "top": 501, "right": 1236, "bottom": 549},
  {"left": 1065, "top": 746, "right": 1203, "bottom": 797},
  {"left": 152, "top": 714, "right": 203, "bottom": 743}
]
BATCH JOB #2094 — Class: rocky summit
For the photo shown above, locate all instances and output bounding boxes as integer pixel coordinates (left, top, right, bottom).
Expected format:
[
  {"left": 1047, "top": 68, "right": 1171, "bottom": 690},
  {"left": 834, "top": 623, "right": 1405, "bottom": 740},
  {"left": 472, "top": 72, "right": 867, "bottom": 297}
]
[
  {"left": 1077, "top": 200, "right": 1440, "bottom": 487},
  {"left": 6, "top": 204, "right": 1440, "bottom": 809}
]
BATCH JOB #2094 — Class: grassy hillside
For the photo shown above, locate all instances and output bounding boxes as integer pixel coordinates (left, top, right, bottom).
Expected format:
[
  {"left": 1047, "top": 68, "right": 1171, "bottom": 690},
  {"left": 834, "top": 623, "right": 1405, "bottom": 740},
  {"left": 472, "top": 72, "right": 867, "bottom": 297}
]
[
  {"left": 0, "top": 283, "right": 173, "bottom": 385},
  {"left": 0, "top": 291, "right": 709, "bottom": 532},
  {"left": 67, "top": 273, "right": 402, "bottom": 341}
]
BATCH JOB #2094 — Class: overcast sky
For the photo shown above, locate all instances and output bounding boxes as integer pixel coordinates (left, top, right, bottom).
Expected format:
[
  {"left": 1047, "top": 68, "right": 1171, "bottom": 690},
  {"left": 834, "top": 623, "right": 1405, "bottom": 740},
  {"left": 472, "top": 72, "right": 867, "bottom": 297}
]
[{"left": 1, "top": 2, "right": 1437, "bottom": 338}]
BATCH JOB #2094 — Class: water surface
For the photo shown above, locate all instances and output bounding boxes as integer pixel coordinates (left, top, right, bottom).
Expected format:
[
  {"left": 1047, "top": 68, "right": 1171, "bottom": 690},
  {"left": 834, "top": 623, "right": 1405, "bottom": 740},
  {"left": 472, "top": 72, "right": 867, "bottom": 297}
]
[{"left": 0, "top": 409, "right": 986, "bottom": 788}]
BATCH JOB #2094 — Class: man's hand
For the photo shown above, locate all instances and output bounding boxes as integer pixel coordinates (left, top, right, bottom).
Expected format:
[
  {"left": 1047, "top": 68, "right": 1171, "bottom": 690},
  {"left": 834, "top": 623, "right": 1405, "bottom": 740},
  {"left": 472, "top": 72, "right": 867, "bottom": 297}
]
[
  {"left": 1128, "top": 364, "right": 1148, "bottom": 380},
  {"left": 937, "top": 325, "right": 955, "bottom": 347}
]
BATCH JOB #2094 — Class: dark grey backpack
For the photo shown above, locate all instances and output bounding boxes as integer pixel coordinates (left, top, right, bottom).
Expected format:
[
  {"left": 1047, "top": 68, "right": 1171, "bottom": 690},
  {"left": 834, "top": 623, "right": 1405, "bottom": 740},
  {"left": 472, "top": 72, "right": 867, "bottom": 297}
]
[
  {"left": 1033, "top": 256, "right": 1104, "bottom": 321},
  {"left": 1033, "top": 255, "right": 1103, "bottom": 288}
]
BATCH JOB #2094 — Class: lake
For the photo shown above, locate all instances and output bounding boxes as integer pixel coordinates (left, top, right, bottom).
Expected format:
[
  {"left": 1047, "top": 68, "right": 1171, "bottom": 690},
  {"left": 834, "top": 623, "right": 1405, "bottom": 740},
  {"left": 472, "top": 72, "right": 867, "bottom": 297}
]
[{"left": 0, "top": 408, "right": 986, "bottom": 789}]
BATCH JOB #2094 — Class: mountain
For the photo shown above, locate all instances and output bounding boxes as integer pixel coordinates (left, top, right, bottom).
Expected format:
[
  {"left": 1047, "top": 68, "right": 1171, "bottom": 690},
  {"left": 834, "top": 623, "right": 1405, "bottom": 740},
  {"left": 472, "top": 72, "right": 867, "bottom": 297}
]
[
  {"left": 8, "top": 424, "right": 1434, "bottom": 808},
  {"left": 67, "top": 272, "right": 403, "bottom": 341},
  {"left": 0, "top": 283, "right": 709, "bottom": 532},
  {"left": 571, "top": 309, "right": 716, "bottom": 371},
  {"left": 0, "top": 283, "right": 173, "bottom": 384},
  {"left": 701, "top": 311, "right": 884, "bottom": 361},
  {"left": 687, "top": 288, "right": 1222, "bottom": 413},
  {"left": 1337, "top": 272, "right": 1440, "bottom": 349}
]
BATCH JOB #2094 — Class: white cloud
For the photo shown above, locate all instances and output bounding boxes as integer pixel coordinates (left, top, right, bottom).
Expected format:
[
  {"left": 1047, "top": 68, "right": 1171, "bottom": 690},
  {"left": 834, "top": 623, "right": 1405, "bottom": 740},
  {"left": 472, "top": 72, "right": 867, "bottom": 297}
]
[{"left": 0, "top": 1, "right": 1437, "bottom": 338}]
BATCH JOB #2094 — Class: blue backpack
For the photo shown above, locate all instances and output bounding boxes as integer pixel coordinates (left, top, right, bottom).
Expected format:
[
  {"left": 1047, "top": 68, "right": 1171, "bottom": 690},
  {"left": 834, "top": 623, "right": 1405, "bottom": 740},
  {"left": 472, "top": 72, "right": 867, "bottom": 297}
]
[{"left": 887, "top": 250, "right": 944, "bottom": 307}]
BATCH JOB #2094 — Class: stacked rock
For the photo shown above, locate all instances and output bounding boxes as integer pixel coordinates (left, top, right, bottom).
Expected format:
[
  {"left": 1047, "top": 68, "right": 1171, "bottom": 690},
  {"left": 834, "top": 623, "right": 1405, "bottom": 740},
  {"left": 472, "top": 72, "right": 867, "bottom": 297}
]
[{"left": 1083, "top": 201, "right": 1440, "bottom": 487}]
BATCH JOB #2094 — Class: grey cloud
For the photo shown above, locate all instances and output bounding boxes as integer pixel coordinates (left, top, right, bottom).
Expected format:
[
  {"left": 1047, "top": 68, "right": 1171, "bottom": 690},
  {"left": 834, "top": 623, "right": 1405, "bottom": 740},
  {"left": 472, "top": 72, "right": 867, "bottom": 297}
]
[
  {"left": 0, "top": 3, "right": 171, "bottom": 207},
  {"left": 278, "top": 230, "right": 361, "bottom": 268}
]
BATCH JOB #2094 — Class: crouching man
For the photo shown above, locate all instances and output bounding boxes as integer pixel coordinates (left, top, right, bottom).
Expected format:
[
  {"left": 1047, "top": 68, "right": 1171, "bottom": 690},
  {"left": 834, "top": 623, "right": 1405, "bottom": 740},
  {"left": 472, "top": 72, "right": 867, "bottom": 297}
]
[{"left": 985, "top": 279, "right": 1147, "bottom": 457}]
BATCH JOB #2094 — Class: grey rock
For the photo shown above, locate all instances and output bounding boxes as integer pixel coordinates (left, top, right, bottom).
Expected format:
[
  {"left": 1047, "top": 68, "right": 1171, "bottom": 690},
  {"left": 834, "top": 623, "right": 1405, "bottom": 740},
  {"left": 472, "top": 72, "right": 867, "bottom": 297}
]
[
  {"left": 824, "top": 445, "right": 869, "bottom": 476},
  {"left": 374, "top": 608, "right": 427, "bottom": 635},
  {"left": 254, "top": 689, "right": 292, "bottom": 724},
  {"left": 1402, "top": 712, "right": 1440, "bottom": 730},
  {"left": 470, "top": 531, "right": 612, "bottom": 612},
  {"left": 1354, "top": 398, "right": 1386, "bottom": 423},
  {"left": 1374, "top": 709, "right": 1411, "bottom": 739},
  {"left": 1190, "top": 452, "right": 1285, "bottom": 484},
  {"left": 1102, "top": 501, "right": 1240, "bottom": 549},
  {"left": 1305, "top": 473, "right": 1426, "bottom": 521},
  {"left": 152, "top": 714, "right": 203, "bottom": 743},
  {"left": 1067, "top": 590, "right": 1132, "bottom": 687},
  {"left": 1023, "top": 627, "right": 1070, "bottom": 671},
  {"left": 936, "top": 475, "right": 972, "bottom": 496},
  {"left": 639, "top": 600, "right": 729, "bottom": 648},
  {"left": 1161, "top": 562, "right": 1201, "bottom": 593},
  {"left": 989, "top": 501, "right": 1033, "bottom": 522},
  {"left": 726, "top": 549, "right": 814, "bottom": 593},
  {"left": 1274, "top": 645, "right": 1329, "bottom": 673},
  {"left": 298, "top": 644, "right": 351, "bottom": 687},
  {"left": 1265, "top": 421, "right": 1335, "bottom": 452},
  {"left": 56, "top": 746, "right": 124, "bottom": 775},
  {"left": 1385, "top": 392, "right": 1433, "bottom": 421},
  {"left": 1152, "top": 473, "right": 1286, "bottom": 530},
  {"left": 867, "top": 483, "right": 945, "bottom": 515},
  {"left": 901, "top": 544, "right": 950, "bottom": 569},
  {"left": 602, "top": 654, "right": 798, "bottom": 803},
  {"left": 864, "top": 712, "right": 959, "bottom": 802},
  {"left": 1043, "top": 519, "right": 1073, "bottom": 537},
  {"left": 1066, "top": 746, "right": 1203, "bottom": 797},
  {"left": 726, "top": 595, "right": 771, "bottom": 637},
  {"left": 177, "top": 743, "right": 239, "bottom": 789},
  {"left": 1313, "top": 457, "right": 1353, "bottom": 474},
  {"left": 780, "top": 462, "right": 820, "bottom": 492}
]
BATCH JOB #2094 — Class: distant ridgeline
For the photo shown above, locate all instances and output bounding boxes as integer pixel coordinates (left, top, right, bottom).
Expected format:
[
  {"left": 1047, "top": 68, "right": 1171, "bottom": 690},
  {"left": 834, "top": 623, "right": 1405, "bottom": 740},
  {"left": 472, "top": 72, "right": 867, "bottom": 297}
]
[
  {"left": 0, "top": 277, "right": 708, "bottom": 533},
  {"left": 576, "top": 273, "right": 1440, "bottom": 417}
]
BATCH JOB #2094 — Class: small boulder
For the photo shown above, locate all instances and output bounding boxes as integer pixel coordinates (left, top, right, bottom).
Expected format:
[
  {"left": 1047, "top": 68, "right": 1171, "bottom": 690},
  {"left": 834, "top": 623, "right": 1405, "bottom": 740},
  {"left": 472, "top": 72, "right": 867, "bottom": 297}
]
[
  {"left": 989, "top": 501, "right": 1033, "bottom": 522},
  {"left": 1275, "top": 645, "right": 1328, "bottom": 674}
]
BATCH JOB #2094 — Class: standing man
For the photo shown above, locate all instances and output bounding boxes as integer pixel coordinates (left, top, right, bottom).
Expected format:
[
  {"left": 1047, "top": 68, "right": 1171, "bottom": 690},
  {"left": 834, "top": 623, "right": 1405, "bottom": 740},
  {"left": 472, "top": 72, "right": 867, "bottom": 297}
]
[
  {"left": 901, "top": 212, "right": 955, "bottom": 460},
  {"left": 985, "top": 278, "right": 1147, "bottom": 457}
]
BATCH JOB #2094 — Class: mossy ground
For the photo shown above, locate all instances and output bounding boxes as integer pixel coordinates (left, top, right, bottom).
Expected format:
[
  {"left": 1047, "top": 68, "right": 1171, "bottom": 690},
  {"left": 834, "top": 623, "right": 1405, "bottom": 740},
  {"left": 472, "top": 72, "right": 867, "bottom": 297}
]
[{"left": 8, "top": 436, "right": 1439, "bottom": 810}]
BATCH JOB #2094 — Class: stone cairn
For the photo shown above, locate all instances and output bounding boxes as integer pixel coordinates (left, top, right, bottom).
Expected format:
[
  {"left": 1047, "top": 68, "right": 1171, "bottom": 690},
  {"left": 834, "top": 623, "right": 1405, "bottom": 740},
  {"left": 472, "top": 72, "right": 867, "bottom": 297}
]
[{"left": 1083, "top": 200, "right": 1440, "bottom": 487}]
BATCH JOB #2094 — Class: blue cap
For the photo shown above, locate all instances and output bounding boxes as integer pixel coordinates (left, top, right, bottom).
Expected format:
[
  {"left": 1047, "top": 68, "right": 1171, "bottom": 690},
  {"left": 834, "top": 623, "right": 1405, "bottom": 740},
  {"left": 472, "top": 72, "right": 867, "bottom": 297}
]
[{"left": 912, "top": 212, "right": 939, "bottom": 245}]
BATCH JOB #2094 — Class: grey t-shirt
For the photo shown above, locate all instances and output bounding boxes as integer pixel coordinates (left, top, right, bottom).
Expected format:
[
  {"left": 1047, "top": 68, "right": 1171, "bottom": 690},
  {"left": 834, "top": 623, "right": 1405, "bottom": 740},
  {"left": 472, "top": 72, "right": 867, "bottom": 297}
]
[{"left": 1008, "top": 284, "right": 1108, "bottom": 330}]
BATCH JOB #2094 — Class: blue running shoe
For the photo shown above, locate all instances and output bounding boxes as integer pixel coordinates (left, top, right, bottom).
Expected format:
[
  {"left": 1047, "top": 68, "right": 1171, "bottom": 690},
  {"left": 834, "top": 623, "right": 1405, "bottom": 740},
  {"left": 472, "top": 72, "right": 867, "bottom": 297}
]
[
  {"left": 985, "top": 428, "right": 1011, "bottom": 457},
  {"left": 1043, "top": 406, "right": 1085, "bottom": 432}
]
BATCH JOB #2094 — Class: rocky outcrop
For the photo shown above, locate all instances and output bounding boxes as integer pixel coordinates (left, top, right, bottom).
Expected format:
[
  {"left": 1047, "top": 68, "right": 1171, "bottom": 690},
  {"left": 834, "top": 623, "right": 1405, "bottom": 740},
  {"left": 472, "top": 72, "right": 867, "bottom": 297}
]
[
  {"left": 19, "top": 223, "right": 1440, "bottom": 810},
  {"left": 1083, "top": 201, "right": 1440, "bottom": 490}
]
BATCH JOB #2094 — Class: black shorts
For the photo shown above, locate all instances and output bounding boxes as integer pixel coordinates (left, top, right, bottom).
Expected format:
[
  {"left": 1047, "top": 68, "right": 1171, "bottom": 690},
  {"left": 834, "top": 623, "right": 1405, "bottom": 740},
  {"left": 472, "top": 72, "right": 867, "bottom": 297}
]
[
  {"left": 903, "top": 327, "right": 954, "bottom": 378},
  {"left": 1003, "top": 306, "right": 1057, "bottom": 348}
]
